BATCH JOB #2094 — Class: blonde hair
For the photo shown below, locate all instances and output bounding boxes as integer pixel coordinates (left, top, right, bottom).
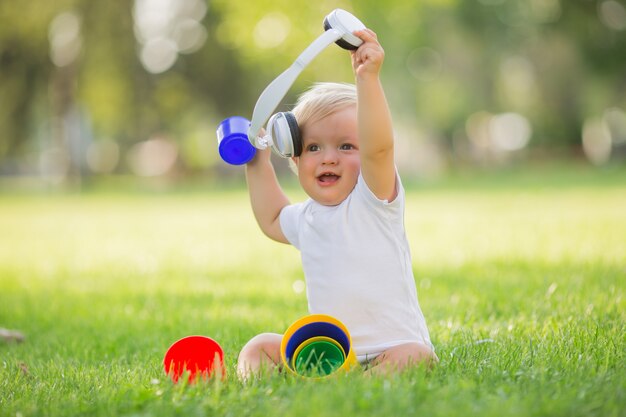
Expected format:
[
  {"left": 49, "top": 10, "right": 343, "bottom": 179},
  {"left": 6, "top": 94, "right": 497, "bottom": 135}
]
[
  {"left": 292, "top": 82, "right": 357, "bottom": 133},
  {"left": 288, "top": 82, "right": 357, "bottom": 175}
]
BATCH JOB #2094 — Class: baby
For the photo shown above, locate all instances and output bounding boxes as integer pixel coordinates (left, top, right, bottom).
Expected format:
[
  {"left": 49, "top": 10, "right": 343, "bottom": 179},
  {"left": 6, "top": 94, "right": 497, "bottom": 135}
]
[{"left": 238, "top": 29, "right": 436, "bottom": 378}]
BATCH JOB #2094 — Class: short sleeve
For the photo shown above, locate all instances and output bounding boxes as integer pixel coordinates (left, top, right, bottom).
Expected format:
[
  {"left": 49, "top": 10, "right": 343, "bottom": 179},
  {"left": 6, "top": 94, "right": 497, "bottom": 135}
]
[
  {"left": 279, "top": 202, "right": 305, "bottom": 249},
  {"left": 354, "top": 168, "right": 405, "bottom": 211}
]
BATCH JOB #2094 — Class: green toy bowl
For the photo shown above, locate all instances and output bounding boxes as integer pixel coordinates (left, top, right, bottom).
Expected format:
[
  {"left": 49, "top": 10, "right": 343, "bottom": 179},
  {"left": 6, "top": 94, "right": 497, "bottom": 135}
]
[{"left": 294, "top": 340, "right": 345, "bottom": 376}]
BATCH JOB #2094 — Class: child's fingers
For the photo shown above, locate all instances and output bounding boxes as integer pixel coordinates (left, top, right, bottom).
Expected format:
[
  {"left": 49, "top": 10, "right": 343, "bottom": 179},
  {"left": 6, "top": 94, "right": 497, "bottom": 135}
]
[
  {"left": 353, "top": 28, "right": 378, "bottom": 42},
  {"left": 350, "top": 28, "right": 384, "bottom": 74},
  {"left": 354, "top": 30, "right": 383, "bottom": 59},
  {"left": 363, "top": 28, "right": 378, "bottom": 39}
]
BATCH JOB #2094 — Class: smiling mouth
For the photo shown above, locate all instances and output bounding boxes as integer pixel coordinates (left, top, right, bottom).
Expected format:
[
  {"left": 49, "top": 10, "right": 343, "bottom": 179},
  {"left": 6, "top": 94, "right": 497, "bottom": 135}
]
[{"left": 317, "top": 173, "right": 340, "bottom": 184}]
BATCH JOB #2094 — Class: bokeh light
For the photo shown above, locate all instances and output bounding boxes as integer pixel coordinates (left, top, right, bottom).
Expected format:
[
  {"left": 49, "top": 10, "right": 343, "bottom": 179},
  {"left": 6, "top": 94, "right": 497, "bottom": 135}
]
[
  {"left": 406, "top": 47, "right": 443, "bottom": 82},
  {"left": 582, "top": 107, "right": 626, "bottom": 165},
  {"left": 598, "top": 0, "right": 626, "bottom": 31},
  {"left": 133, "top": 0, "right": 208, "bottom": 73},
  {"left": 173, "top": 19, "right": 208, "bottom": 54},
  {"left": 140, "top": 38, "right": 178, "bottom": 74},
  {"left": 4, "top": 2, "right": 626, "bottom": 185},
  {"left": 292, "top": 279, "right": 306, "bottom": 295},
  {"left": 253, "top": 12, "right": 291, "bottom": 49},
  {"left": 127, "top": 137, "right": 178, "bottom": 177},
  {"left": 466, "top": 111, "right": 532, "bottom": 154},
  {"left": 48, "top": 11, "right": 82, "bottom": 67},
  {"left": 489, "top": 113, "right": 532, "bottom": 151},
  {"left": 583, "top": 117, "right": 612, "bottom": 166}
]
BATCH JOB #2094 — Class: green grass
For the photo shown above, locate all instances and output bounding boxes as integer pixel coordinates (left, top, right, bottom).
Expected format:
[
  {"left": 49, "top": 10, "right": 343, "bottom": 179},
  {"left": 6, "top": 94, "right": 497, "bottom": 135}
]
[{"left": 1, "top": 166, "right": 625, "bottom": 417}]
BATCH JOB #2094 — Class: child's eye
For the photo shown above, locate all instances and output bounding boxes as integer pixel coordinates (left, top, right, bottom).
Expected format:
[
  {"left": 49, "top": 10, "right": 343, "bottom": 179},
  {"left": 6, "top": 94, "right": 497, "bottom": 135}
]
[
  {"left": 339, "top": 143, "right": 355, "bottom": 150},
  {"left": 307, "top": 144, "right": 320, "bottom": 152}
]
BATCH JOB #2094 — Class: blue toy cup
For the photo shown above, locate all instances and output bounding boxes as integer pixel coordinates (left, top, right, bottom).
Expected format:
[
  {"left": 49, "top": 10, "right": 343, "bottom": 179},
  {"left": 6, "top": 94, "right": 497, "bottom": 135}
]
[{"left": 216, "top": 116, "right": 256, "bottom": 165}]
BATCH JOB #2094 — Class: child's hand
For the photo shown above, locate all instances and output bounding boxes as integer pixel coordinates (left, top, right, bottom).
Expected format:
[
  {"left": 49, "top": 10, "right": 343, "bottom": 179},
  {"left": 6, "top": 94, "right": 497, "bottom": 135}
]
[
  {"left": 247, "top": 128, "right": 272, "bottom": 167},
  {"left": 350, "top": 29, "right": 384, "bottom": 78}
]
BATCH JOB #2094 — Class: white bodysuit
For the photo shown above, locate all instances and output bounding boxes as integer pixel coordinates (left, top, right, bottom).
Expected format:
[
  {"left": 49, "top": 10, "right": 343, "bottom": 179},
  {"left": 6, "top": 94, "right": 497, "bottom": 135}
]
[{"left": 279, "top": 172, "right": 432, "bottom": 360}]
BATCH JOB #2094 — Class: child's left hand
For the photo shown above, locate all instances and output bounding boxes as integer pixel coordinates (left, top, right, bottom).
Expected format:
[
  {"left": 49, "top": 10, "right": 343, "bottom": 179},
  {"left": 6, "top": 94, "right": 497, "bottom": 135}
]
[{"left": 351, "top": 29, "right": 384, "bottom": 78}]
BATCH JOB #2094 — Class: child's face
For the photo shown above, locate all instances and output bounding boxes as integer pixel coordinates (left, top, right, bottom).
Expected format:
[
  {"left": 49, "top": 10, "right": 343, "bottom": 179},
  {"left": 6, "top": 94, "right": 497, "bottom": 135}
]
[{"left": 293, "top": 106, "right": 360, "bottom": 206}]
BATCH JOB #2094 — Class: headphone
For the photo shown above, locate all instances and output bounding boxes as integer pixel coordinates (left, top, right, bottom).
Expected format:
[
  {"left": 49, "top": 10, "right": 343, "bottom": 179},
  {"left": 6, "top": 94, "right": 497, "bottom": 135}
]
[{"left": 247, "top": 9, "right": 365, "bottom": 158}]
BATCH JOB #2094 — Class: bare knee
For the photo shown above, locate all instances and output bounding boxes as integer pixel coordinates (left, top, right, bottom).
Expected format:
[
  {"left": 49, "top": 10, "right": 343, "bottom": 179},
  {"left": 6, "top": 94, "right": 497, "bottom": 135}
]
[
  {"left": 237, "top": 333, "right": 283, "bottom": 380},
  {"left": 369, "top": 342, "right": 438, "bottom": 375}
]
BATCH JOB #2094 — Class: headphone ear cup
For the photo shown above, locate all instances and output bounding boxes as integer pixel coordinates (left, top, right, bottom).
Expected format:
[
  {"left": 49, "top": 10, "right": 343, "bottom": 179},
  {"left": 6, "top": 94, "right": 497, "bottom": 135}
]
[
  {"left": 323, "top": 10, "right": 365, "bottom": 51},
  {"left": 267, "top": 112, "right": 302, "bottom": 157},
  {"left": 323, "top": 17, "right": 359, "bottom": 50},
  {"left": 283, "top": 112, "right": 302, "bottom": 157}
]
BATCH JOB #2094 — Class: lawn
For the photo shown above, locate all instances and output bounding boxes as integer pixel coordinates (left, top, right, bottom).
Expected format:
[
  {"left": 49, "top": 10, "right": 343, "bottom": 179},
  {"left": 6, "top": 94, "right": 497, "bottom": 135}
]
[{"left": 1, "top": 165, "right": 625, "bottom": 417}]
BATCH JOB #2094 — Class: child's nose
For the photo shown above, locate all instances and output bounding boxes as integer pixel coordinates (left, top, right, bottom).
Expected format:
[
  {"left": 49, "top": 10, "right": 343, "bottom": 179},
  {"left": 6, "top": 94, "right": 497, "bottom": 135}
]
[{"left": 321, "top": 148, "right": 339, "bottom": 164}]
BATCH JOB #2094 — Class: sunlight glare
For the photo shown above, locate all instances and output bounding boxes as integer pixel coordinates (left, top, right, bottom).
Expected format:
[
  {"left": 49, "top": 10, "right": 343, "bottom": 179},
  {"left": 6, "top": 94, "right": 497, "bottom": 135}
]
[
  {"left": 48, "top": 11, "right": 82, "bottom": 67},
  {"left": 582, "top": 117, "right": 612, "bottom": 165},
  {"left": 127, "top": 136, "right": 178, "bottom": 177},
  {"left": 253, "top": 12, "right": 291, "bottom": 49},
  {"left": 489, "top": 113, "right": 532, "bottom": 151},
  {"left": 173, "top": 19, "right": 208, "bottom": 54},
  {"left": 133, "top": 0, "right": 208, "bottom": 73},
  {"left": 140, "top": 38, "right": 178, "bottom": 73},
  {"left": 599, "top": 0, "right": 626, "bottom": 31},
  {"left": 292, "top": 279, "right": 306, "bottom": 295},
  {"left": 406, "top": 47, "right": 444, "bottom": 82}
]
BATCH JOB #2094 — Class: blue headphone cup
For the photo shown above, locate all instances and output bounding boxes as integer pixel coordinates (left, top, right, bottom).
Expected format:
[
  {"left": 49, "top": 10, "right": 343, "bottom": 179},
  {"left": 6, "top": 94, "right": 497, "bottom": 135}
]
[{"left": 217, "top": 116, "right": 256, "bottom": 165}]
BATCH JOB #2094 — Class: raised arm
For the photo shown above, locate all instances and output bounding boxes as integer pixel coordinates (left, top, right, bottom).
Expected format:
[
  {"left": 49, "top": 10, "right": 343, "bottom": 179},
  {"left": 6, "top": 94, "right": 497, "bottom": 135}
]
[
  {"left": 245, "top": 147, "right": 290, "bottom": 244},
  {"left": 351, "top": 29, "right": 397, "bottom": 202}
]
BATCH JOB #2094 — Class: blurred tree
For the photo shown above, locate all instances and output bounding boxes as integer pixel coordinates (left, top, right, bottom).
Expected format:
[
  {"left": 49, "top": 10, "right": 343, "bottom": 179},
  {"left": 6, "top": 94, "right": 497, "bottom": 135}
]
[
  {"left": 0, "top": 0, "right": 624, "bottom": 181},
  {"left": 0, "top": 1, "right": 59, "bottom": 170},
  {"left": 436, "top": 0, "right": 625, "bottom": 149}
]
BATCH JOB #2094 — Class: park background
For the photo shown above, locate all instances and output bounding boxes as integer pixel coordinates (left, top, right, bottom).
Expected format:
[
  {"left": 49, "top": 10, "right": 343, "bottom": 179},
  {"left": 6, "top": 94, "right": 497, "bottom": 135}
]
[
  {"left": 1, "top": 1, "right": 625, "bottom": 417},
  {"left": 1, "top": 0, "right": 626, "bottom": 186}
]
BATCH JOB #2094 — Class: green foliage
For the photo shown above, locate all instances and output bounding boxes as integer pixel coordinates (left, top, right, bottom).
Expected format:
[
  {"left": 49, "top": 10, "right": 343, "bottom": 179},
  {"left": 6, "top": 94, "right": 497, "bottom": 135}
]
[
  {"left": 1, "top": 1, "right": 626, "bottom": 175},
  {"left": 1, "top": 167, "right": 625, "bottom": 416}
]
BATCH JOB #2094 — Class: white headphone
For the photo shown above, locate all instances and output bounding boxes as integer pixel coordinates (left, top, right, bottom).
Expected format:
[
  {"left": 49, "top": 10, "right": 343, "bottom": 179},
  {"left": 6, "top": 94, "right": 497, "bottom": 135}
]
[{"left": 247, "top": 9, "right": 366, "bottom": 157}]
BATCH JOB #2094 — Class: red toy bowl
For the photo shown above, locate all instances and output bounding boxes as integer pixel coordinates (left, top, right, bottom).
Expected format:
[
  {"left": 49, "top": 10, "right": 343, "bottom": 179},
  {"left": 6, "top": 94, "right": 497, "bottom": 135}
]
[{"left": 163, "top": 336, "right": 225, "bottom": 383}]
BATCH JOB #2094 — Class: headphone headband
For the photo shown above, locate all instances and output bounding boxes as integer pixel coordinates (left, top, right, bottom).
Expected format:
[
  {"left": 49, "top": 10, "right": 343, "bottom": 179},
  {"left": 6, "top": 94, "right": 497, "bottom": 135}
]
[{"left": 247, "top": 9, "right": 365, "bottom": 147}]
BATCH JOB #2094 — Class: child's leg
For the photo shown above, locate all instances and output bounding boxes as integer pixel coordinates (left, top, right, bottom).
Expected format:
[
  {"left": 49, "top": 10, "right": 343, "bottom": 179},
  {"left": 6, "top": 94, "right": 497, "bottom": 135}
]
[
  {"left": 236, "top": 332, "right": 283, "bottom": 380},
  {"left": 366, "top": 342, "right": 438, "bottom": 376}
]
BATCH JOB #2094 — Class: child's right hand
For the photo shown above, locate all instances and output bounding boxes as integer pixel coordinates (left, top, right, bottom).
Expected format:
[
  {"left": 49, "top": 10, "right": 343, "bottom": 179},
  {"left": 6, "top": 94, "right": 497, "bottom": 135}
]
[{"left": 247, "top": 128, "right": 272, "bottom": 167}]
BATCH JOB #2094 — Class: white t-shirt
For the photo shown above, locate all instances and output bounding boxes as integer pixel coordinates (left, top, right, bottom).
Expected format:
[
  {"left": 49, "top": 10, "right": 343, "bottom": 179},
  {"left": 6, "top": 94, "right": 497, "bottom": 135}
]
[{"left": 279, "top": 172, "right": 432, "bottom": 358}]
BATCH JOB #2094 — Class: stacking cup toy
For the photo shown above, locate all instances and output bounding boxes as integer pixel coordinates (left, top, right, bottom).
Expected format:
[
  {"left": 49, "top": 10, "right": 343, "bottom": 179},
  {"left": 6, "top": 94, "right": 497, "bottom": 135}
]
[
  {"left": 216, "top": 116, "right": 256, "bottom": 165},
  {"left": 281, "top": 314, "right": 358, "bottom": 377},
  {"left": 163, "top": 335, "right": 225, "bottom": 383},
  {"left": 292, "top": 335, "right": 346, "bottom": 369},
  {"left": 294, "top": 339, "right": 345, "bottom": 375}
]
